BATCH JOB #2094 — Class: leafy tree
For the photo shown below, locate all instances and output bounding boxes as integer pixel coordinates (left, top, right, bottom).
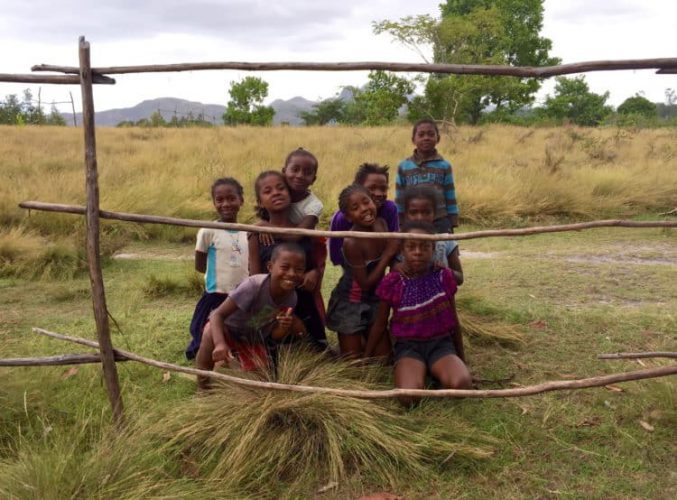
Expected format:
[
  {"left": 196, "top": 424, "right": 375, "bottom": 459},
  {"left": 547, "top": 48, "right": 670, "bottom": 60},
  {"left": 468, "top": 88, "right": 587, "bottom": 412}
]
[
  {"left": 542, "top": 76, "right": 612, "bottom": 126},
  {"left": 46, "top": 105, "right": 66, "bottom": 126},
  {"left": 617, "top": 94, "right": 657, "bottom": 118},
  {"left": 299, "top": 98, "right": 346, "bottom": 125},
  {"left": 223, "top": 77, "right": 275, "bottom": 126},
  {"left": 374, "top": 0, "right": 558, "bottom": 124},
  {"left": 0, "top": 89, "right": 65, "bottom": 126},
  {"left": 149, "top": 110, "right": 166, "bottom": 127},
  {"left": 350, "top": 71, "right": 415, "bottom": 125}
]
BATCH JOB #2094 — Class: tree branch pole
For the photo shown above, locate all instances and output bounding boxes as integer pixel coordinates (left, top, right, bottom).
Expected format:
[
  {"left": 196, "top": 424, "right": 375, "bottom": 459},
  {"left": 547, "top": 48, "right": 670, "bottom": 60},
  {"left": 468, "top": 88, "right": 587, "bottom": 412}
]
[
  {"left": 31, "top": 57, "right": 677, "bottom": 77},
  {"left": 18, "top": 201, "right": 677, "bottom": 242},
  {"left": 32, "top": 327, "right": 677, "bottom": 400},
  {"left": 0, "top": 352, "right": 128, "bottom": 367},
  {"left": 599, "top": 352, "right": 677, "bottom": 360},
  {"left": 0, "top": 73, "right": 115, "bottom": 84},
  {"left": 79, "top": 37, "right": 124, "bottom": 426}
]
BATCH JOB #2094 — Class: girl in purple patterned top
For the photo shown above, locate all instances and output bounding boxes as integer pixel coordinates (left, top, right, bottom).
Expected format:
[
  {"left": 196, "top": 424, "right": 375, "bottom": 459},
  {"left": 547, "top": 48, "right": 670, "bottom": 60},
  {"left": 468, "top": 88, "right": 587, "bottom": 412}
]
[{"left": 365, "top": 221, "right": 471, "bottom": 406}]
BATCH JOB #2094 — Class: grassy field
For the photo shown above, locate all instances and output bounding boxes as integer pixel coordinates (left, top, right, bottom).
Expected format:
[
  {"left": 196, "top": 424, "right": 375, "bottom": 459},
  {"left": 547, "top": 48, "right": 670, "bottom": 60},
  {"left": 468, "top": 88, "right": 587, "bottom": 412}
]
[{"left": 0, "top": 125, "right": 676, "bottom": 498}]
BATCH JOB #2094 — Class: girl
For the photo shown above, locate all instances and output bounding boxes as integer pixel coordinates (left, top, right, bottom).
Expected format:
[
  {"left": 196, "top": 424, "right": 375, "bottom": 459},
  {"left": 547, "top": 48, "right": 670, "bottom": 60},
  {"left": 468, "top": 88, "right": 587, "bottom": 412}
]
[
  {"left": 395, "top": 119, "right": 459, "bottom": 233},
  {"left": 248, "top": 170, "right": 328, "bottom": 352},
  {"left": 402, "top": 185, "right": 463, "bottom": 284},
  {"left": 186, "top": 177, "right": 248, "bottom": 360},
  {"left": 329, "top": 163, "right": 399, "bottom": 266},
  {"left": 196, "top": 243, "right": 307, "bottom": 389},
  {"left": 326, "top": 184, "right": 399, "bottom": 358},
  {"left": 365, "top": 221, "right": 471, "bottom": 407}
]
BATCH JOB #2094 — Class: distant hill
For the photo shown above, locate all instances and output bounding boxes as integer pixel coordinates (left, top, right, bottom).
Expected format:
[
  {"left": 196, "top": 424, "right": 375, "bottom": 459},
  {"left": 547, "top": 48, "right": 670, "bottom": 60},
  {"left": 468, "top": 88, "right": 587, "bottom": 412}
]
[{"left": 62, "top": 96, "right": 321, "bottom": 127}]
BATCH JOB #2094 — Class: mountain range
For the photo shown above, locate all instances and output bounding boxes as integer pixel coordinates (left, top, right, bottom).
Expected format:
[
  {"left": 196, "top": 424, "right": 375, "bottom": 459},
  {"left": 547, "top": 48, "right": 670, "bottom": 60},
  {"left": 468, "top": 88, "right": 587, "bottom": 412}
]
[{"left": 62, "top": 95, "right": 330, "bottom": 127}]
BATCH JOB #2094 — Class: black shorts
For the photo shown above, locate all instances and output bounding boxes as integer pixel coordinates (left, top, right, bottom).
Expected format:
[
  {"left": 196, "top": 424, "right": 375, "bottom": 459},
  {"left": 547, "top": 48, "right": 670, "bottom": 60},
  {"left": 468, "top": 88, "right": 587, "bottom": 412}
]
[{"left": 393, "top": 336, "right": 456, "bottom": 368}]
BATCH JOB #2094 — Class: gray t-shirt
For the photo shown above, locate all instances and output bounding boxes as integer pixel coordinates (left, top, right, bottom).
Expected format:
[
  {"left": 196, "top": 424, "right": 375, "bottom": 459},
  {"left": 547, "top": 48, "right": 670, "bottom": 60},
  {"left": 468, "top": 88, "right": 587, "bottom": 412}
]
[{"left": 224, "top": 274, "right": 297, "bottom": 343}]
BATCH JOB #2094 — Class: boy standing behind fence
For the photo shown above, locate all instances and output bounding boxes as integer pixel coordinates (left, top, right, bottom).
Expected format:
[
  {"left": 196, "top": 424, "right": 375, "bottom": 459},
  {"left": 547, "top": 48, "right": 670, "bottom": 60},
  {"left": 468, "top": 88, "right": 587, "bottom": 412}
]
[{"left": 395, "top": 119, "right": 459, "bottom": 234}]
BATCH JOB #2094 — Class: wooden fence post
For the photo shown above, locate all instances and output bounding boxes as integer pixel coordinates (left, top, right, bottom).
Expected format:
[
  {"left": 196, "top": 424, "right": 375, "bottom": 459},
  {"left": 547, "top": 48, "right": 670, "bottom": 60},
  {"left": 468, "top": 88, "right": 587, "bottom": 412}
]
[{"left": 78, "top": 36, "right": 124, "bottom": 426}]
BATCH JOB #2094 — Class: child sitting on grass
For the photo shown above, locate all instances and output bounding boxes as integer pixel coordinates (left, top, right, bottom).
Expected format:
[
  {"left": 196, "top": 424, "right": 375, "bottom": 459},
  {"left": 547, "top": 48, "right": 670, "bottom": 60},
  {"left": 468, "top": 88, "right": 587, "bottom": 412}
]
[
  {"left": 196, "top": 242, "right": 307, "bottom": 389},
  {"left": 186, "top": 177, "right": 248, "bottom": 360},
  {"left": 329, "top": 163, "right": 399, "bottom": 266},
  {"left": 395, "top": 119, "right": 459, "bottom": 234},
  {"left": 365, "top": 221, "right": 470, "bottom": 407}
]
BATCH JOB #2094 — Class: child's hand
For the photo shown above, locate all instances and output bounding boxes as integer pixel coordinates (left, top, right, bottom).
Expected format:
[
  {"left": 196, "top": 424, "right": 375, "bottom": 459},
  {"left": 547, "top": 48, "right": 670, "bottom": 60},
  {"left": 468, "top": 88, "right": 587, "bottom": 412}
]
[
  {"left": 300, "top": 269, "right": 319, "bottom": 292},
  {"left": 212, "top": 343, "right": 232, "bottom": 363},
  {"left": 256, "top": 221, "right": 275, "bottom": 246},
  {"left": 275, "top": 307, "right": 294, "bottom": 333}
]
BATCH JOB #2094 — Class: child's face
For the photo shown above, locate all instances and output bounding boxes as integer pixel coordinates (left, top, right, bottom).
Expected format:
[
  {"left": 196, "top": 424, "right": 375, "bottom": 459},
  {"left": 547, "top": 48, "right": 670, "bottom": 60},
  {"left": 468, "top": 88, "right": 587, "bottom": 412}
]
[
  {"left": 283, "top": 154, "right": 317, "bottom": 193},
  {"left": 401, "top": 230, "right": 434, "bottom": 274},
  {"left": 362, "top": 173, "right": 388, "bottom": 209},
  {"left": 267, "top": 250, "right": 306, "bottom": 292},
  {"left": 212, "top": 184, "right": 243, "bottom": 223},
  {"left": 345, "top": 191, "right": 377, "bottom": 227},
  {"left": 257, "top": 174, "right": 291, "bottom": 213},
  {"left": 405, "top": 197, "right": 435, "bottom": 223},
  {"left": 413, "top": 123, "right": 439, "bottom": 154}
]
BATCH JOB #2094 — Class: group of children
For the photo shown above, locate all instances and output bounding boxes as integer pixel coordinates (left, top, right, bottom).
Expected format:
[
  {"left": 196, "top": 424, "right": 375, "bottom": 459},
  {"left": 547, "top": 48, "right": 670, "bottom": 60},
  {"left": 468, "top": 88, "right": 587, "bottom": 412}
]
[{"left": 188, "top": 119, "right": 471, "bottom": 402}]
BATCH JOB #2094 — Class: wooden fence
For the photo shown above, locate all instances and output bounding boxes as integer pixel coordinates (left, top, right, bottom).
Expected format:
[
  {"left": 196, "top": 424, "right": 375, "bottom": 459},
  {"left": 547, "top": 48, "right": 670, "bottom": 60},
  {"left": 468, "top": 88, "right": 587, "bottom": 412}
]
[{"left": 2, "top": 37, "right": 676, "bottom": 426}]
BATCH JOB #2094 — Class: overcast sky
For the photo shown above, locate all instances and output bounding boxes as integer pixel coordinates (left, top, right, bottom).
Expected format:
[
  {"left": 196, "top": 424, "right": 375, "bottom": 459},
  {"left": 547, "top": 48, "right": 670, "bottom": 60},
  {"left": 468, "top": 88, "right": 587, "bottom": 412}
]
[{"left": 1, "top": 0, "right": 675, "bottom": 113}]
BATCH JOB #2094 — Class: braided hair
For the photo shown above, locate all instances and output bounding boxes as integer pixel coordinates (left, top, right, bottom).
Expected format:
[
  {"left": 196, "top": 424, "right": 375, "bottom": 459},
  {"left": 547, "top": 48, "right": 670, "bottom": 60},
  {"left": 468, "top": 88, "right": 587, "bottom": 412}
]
[{"left": 337, "top": 183, "right": 371, "bottom": 215}]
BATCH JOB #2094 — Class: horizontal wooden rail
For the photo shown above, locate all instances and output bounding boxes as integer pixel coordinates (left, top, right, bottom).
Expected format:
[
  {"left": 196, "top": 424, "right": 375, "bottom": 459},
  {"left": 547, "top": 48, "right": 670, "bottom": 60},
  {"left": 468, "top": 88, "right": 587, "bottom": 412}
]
[
  {"left": 32, "top": 327, "right": 677, "bottom": 400},
  {"left": 31, "top": 58, "right": 677, "bottom": 77},
  {"left": 0, "top": 73, "right": 115, "bottom": 84},
  {"left": 19, "top": 201, "right": 677, "bottom": 242},
  {"left": 599, "top": 352, "right": 677, "bottom": 360},
  {"left": 0, "top": 352, "right": 128, "bottom": 367}
]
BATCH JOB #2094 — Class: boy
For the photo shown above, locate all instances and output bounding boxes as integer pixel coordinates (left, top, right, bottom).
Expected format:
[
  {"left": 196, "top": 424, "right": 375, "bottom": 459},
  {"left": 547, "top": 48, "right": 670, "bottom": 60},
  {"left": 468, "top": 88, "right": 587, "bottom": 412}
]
[{"left": 196, "top": 242, "right": 307, "bottom": 389}]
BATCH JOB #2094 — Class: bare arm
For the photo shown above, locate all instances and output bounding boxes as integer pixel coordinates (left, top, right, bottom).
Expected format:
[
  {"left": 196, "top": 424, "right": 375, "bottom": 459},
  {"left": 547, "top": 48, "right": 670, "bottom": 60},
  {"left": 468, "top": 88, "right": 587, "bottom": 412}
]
[
  {"left": 195, "top": 251, "right": 207, "bottom": 273},
  {"left": 208, "top": 298, "right": 239, "bottom": 361},
  {"left": 448, "top": 247, "right": 464, "bottom": 285},
  {"left": 343, "top": 220, "right": 399, "bottom": 291},
  {"left": 364, "top": 301, "right": 391, "bottom": 357}
]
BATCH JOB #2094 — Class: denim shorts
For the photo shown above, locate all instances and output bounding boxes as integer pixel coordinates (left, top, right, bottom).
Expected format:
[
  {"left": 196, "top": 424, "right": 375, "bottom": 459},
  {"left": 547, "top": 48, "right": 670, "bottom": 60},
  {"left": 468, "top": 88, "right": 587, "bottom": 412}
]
[{"left": 393, "top": 336, "right": 456, "bottom": 367}]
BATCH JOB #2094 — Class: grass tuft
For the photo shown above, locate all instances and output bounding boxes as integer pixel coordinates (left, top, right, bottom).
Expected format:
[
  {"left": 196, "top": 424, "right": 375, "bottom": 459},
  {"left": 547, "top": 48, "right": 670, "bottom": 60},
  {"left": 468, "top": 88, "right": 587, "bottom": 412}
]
[{"left": 154, "top": 349, "right": 493, "bottom": 493}]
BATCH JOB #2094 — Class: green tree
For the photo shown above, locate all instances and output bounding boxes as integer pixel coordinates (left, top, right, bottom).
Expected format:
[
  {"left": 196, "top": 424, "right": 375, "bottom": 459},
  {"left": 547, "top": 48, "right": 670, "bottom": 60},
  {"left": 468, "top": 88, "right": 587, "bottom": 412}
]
[
  {"left": 223, "top": 77, "right": 275, "bottom": 126},
  {"left": 617, "top": 94, "right": 657, "bottom": 118},
  {"left": 374, "top": 0, "right": 558, "bottom": 124},
  {"left": 542, "top": 76, "right": 612, "bottom": 126},
  {"left": 350, "top": 71, "right": 415, "bottom": 125},
  {"left": 46, "top": 105, "right": 66, "bottom": 126},
  {"left": 149, "top": 110, "right": 166, "bottom": 127},
  {"left": 299, "top": 98, "right": 346, "bottom": 125}
]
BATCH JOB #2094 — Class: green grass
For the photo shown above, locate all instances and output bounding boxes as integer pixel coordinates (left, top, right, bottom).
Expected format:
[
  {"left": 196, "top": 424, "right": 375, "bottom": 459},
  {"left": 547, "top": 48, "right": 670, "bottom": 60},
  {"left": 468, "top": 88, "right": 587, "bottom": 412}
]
[{"left": 0, "top": 226, "right": 674, "bottom": 497}]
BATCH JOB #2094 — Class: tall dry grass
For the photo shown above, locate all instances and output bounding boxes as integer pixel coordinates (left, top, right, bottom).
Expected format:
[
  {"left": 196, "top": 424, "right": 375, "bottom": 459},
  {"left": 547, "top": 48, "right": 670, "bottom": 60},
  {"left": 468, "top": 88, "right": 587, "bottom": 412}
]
[
  {"left": 2, "top": 124, "right": 675, "bottom": 229},
  {"left": 1, "top": 124, "right": 675, "bottom": 276}
]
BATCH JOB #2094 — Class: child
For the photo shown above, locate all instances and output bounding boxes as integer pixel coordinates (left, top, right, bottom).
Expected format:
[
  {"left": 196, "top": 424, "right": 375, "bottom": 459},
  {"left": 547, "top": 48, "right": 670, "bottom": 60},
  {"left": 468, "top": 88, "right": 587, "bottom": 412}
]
[
  {"left": 196, "top": 243, "right": 307, "bottom": 389},
  {"left": 260, "top": 148, "right": 327, "bottom": 319},
  {"left": 402, "top": 185, "right": 463, "bottom": 285},
  {"left": 186, "top": 177, "right": 249, "bottom": 360},
  {"left": 365, "top": 221, "right": 471, "bottom": 407},
  {"left": 329, "top": 163, "right": 399, "bottom": 266},
  {"left": 395, "top": 119, "right": 459, "bottom": 234},
  {"left": 326, "top": 184, "right": 399, "bottom": 358},
  {"left": 248, "top": 170, "right": 328, "bottom": 352}
]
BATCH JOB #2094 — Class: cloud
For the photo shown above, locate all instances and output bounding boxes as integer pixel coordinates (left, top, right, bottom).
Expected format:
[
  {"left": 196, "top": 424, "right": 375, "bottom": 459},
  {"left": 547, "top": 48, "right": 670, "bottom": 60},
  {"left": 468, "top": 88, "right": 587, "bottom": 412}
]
[
  {"left": 2, "top": 0, "right": 354, "bottom": 46},
  {"left": 547, "top": 0, "right": 647, "bottom": 23}
]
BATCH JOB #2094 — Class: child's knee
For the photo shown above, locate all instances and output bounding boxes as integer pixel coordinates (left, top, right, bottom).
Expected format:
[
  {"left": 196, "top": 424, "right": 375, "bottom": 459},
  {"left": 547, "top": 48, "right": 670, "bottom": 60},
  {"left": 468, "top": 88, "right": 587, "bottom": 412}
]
[{"left": 440, "top": 371, "right": 472, "bottom": 390}]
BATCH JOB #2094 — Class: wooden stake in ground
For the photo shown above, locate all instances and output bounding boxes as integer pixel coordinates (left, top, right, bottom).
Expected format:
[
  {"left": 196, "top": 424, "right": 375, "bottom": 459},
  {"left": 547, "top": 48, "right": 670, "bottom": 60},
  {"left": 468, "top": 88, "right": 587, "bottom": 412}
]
[{"left": 79, "top": 36, "right": 124, "bottom": 426}]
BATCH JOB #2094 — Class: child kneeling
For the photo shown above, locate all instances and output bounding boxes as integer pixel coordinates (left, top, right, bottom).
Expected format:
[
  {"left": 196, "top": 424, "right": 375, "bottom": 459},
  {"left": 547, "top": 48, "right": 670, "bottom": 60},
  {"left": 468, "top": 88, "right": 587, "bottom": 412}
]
[
  {"left": 196, "top": 242, "right": 307, "bottom": 389},
  {"left": 365, "top": 221, "right": 471, "bottom": 406}
]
